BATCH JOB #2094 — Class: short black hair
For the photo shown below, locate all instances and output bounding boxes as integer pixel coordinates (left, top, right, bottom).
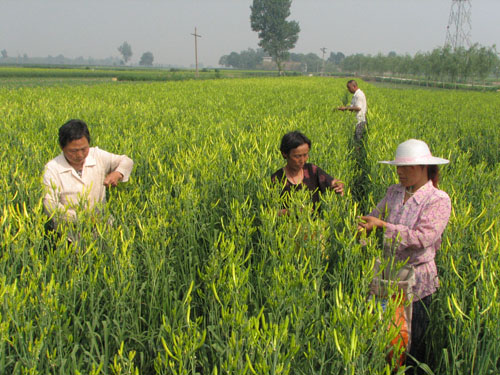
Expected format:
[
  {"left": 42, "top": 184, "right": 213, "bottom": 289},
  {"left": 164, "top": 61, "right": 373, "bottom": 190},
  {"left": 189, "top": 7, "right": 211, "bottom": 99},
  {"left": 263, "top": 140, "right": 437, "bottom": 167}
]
[
  {"left": 280, "top": 131, "right": 311, "bottom": 156},
  {"left": 58, "top": 119, "right": 91, "bottom": 148},
  {"left": 347, "top": 79, "right": 357, "bottom": 87}
]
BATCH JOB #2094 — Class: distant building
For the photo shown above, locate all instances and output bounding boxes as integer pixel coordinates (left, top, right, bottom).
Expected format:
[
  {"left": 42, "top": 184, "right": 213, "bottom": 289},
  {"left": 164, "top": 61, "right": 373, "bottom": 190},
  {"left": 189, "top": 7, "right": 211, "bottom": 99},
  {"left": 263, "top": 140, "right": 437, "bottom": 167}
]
[
  {"left": 262, "top": 55, "right": 273, "bottom": 64},
  {"left": 260, "top": 56, "right": 302, "bottom": 72}
]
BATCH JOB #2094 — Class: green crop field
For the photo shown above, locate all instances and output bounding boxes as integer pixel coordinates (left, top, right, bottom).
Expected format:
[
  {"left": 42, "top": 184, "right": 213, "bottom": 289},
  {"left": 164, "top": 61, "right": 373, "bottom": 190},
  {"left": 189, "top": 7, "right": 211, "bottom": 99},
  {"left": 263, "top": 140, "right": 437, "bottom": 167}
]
[
  {"left": 0, "top": 76, "right": 498, "bottom": 374},
  {"left": 0, "top": 66, "right": 290, "bottom": 88}
]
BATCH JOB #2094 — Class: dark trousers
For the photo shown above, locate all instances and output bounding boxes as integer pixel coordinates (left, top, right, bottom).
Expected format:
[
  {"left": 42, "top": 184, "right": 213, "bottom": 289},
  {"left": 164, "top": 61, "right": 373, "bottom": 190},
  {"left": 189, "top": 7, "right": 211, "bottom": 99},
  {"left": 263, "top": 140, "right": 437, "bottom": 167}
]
[
  {"left": 407, "top": 294, "right": 433, "bottom": 374},
  {"left": 354, "top": 120, "right": 367, "bottom": 142}
]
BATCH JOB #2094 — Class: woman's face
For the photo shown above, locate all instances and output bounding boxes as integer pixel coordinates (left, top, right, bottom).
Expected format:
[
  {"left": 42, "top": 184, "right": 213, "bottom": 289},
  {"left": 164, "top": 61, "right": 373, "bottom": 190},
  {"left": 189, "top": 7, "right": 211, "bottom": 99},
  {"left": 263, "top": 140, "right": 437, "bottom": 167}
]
[
  {"left": 62, "top": 136, "right": 90, "bottom": 169},
  {"left": 396, "top": 165, "right": 427, "bottom": 188},
  {"left": 284, "top": 143, "right": 309, "bottom": 171}
]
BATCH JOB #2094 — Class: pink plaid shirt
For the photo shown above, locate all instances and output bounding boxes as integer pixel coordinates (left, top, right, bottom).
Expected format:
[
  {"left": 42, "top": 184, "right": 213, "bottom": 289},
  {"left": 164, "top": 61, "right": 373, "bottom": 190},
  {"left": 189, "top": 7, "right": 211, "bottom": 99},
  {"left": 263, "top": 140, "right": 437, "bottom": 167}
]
[{"left": 369, "top": 180, "right": 451, "bottom": 300}]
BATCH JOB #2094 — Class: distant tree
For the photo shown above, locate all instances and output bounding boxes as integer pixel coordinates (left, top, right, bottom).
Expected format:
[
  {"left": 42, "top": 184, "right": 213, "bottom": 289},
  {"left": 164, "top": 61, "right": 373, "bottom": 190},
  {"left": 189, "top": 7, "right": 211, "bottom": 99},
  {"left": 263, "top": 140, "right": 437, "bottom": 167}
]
[
  {"left": 372, "top": 53, "right": 387, "bottom": 75},
  {"left": 1, "top": 49, "right": 7, "bottom": 59},
  {"left": 218, "top": 55, "right": 228, "bottom": 67},
  {"left": 239, "top": 48, "right": 264, "bottom": 69},
  {"left": 411, "top": 52, "right": 426, "bottom": 76},
  {"left": 393, "top": 54, "right": 412, "bottom": 77},
  {"left": 341, "top": 53, "right": 368, "bottom": 74},
  {"left": 304, "top": 53, "right": 322, "bottom": 72},
  {"left": 288, "top": 52, "right": 324, "bottom": 72},
  {"left": 328, "top": 51, "right": 345, "bottom": 65},
  {"left": 55, "top": 54, "right": 66, "bottom": 64},
  {"left": 118, "top": 41, "right": 133, "bottom": 64},
  {"left": 427, "top": 48, "right": 444, "bottom": 80},
  {"left": 440, "top": 46, "right": 459, "bottom": 82},
  {"left": 226, "top": 52, "right": 241, "bottom": 68},
  {"left": 139, "top": 51, "right": 154, "bottom": 66},
  {"left": 219, "top": 48, "right": 265, "bottom": 69},
  {"left": 250, "top": 0, "right": 300, "bottom": 75},
  {"left": 470, "top": 44, "right": 498, "bottom": 82}
]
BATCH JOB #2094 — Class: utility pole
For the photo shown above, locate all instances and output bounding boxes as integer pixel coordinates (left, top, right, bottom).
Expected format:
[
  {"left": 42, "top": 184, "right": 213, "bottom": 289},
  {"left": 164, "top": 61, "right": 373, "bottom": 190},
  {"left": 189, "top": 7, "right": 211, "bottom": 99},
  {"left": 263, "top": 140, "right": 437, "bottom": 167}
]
[
  {"left": 320, "top": 47, "right": 327, "bottom": 76},
  {"left": 191, "top": 27, "right": 202, "bottom": 77}
]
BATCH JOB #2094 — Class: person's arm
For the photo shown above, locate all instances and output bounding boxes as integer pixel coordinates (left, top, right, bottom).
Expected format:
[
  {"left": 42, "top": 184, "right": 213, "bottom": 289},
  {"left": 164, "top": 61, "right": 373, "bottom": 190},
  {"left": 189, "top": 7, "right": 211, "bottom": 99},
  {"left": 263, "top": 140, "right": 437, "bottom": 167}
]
[
  {"left": 42, "top": 168, "right": 77, "bottom": 223},
  {"left": 337, "top": 105, "right": 360, "bottom": 112},
  {"left": 313, "top": 165, "right": 344, "bottom": 196},
  {"left": 104, "top": 170, "right": 124, "bottom": 187},
  {"left": 358, "top": 195, "right": 389, "bottom": 233},
  {"left": 97, "top": 148, "right": 134, "bottom": 187},
  {"left": 339, "top": 92, "right": 362, "bottom": 112},
  {"left": 330, "top": 179, "right": 344, "bottom": 195}
]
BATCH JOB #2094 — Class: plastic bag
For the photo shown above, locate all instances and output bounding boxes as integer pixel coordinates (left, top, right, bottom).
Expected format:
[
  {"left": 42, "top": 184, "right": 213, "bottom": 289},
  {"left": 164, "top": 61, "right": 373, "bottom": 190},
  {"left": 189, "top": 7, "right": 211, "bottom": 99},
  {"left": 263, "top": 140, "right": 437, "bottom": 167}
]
[{"left": 370, "top": 259, "right": 416, "bottom": 367}]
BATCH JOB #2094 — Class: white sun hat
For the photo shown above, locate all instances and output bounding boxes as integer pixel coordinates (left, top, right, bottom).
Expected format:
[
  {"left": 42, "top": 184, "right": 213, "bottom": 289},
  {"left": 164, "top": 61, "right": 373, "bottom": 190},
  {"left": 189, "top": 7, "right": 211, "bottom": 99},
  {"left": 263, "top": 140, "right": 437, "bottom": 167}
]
[{"left": 379, "top": 139, "right": 449, "bottom": 166}]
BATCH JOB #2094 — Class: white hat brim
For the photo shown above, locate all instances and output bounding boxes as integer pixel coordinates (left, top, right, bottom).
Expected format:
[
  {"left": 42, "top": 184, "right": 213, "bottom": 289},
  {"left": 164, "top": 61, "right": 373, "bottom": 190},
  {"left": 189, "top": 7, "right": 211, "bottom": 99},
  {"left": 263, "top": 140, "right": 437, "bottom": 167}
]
[{"left": 379, "top": 157, "right": 449, "bottom": 166}]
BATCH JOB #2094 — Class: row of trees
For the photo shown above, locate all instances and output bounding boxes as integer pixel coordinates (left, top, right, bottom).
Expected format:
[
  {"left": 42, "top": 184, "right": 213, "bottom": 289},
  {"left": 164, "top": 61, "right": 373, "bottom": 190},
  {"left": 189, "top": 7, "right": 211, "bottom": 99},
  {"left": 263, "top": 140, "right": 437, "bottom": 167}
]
[
  {"left": 218, "top": 48, "right": 330, "bottom": 73},
  {"left": 340, "top": 45, "right": 499, "bottom": 83},
  {"left": 219, "top": 44, "right": 499, "bottom": 83},
  {"left": 0, "top": 53, "right": 122, "bottom": 66},
  {"left": 219, "top": 49, "right": 266, "bottom": 70},
  {"left": 0, "top": 42, "right": 154, "bottom": 67}
]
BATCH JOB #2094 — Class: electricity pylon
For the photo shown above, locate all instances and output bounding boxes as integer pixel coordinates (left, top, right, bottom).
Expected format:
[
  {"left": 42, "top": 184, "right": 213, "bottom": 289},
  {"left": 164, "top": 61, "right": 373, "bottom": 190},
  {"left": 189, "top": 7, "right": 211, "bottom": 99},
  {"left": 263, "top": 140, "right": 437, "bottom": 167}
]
[{"left": 445, "top": 0, "right": 472, "bottom": 49}]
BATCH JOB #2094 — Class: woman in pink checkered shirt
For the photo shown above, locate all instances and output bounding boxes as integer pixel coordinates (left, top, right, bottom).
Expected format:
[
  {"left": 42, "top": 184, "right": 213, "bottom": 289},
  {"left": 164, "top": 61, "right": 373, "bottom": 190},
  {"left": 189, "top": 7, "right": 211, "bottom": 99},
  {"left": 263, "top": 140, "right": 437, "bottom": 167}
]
[{"left": 358, "top": 139, "right": 451, "bottom": 372}]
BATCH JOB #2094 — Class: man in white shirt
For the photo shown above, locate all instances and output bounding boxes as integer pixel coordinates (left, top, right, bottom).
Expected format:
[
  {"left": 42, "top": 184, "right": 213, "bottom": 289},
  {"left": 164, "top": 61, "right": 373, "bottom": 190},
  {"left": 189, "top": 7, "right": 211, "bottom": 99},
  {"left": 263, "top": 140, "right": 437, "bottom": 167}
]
[
  {"left": 43, "top": 119, "right": 133, "bottom": 228},
  {"left": 337, "top": 80, "right": 368, "bottom": 141}
]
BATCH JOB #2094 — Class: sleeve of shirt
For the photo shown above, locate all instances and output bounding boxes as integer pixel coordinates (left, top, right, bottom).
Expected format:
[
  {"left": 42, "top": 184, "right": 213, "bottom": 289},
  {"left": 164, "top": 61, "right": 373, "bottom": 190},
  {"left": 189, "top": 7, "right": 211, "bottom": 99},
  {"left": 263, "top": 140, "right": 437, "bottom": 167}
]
[
  {"left": 313, "top": 165, "right": 334, "bottom": 192},
  {"left": 271, "top": 168, "right": 283, "bottom": 184},
  {"left": 95, "top": 147, "right": 134, "bottom": 181},
  {"left": 384, "top": 193, "right": 451, "bottom": 250},
  {"left": 42, "top": 166, "right": 77, "bottom": 222},
  {"left": 359, "top": 93, "right": 367, "bottom": 112}
]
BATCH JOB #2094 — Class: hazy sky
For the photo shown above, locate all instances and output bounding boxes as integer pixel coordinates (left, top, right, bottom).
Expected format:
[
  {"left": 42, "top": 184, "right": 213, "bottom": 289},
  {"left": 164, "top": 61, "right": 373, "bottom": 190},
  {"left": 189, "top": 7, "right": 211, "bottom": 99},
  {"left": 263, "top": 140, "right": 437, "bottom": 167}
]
[{"left": 1, "top": 0, "right": 499, "bottom": 67}]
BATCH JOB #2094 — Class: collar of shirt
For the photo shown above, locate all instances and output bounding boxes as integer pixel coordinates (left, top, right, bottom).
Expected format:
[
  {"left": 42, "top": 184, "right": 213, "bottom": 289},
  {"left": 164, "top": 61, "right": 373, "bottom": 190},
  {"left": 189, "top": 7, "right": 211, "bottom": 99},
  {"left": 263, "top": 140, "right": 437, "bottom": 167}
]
[
  {"left": 399, "top": 179, "right": 434, "bottom": 205},
  {"left": 57, "top": 147, "right": 97, "bottom": 174}
]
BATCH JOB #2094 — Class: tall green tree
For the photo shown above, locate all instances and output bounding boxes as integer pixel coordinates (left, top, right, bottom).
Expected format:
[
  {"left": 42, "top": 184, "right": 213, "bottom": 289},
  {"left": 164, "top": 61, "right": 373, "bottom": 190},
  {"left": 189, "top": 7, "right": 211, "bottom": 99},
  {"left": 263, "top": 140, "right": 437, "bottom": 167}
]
[
  {"left": 139, "top": 51, "right": 154, "bottom": 66},
  {"left": 250, "top": 0, "right": 300, "bottom": 75},
  {"left": 118, "top": 41, "right": 133, "bottom": 65}
]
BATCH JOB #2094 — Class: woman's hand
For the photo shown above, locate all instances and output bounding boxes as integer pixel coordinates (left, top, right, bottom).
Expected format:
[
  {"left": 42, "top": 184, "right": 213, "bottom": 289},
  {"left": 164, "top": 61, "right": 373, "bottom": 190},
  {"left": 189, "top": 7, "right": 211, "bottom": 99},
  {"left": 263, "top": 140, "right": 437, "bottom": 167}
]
[
  {"left": 104, "top": 171, "right": 123, "bottom": 187},
  {"left": 331, "top": 179, "right": 344, "bottom": 196},
  {"left": 278, "top": 208, "right": 288, "bottom": 217},
  {"left": 357, "top": 215, "right": 386, "bottom": 233}
]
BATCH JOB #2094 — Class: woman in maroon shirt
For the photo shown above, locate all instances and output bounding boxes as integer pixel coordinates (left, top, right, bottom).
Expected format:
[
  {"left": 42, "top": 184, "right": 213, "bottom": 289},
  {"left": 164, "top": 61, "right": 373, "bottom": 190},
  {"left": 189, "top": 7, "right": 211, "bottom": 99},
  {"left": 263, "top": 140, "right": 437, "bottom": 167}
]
[{"left": 271, "top": 131, "right": 344, "bottom": 215}]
